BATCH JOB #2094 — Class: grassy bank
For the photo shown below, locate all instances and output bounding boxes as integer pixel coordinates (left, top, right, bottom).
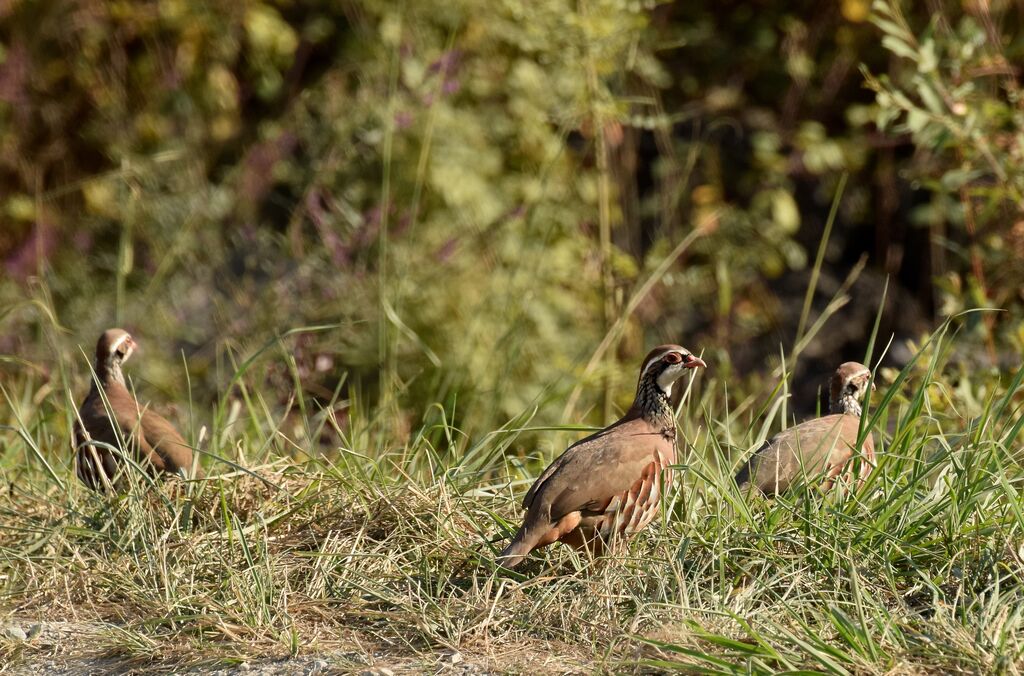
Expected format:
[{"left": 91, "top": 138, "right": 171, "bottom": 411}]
[{"left": 2, "top": 319, "right": 1023, "bottom": 674}]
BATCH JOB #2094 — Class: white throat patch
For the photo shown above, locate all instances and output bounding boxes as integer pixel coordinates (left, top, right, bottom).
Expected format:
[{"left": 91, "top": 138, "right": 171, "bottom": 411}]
[
  {"left": 111, "top": 334, "right": 133, "bottom": 361},
  {"left": 656, "top": 366, "right": 682, "bottom": 396}
]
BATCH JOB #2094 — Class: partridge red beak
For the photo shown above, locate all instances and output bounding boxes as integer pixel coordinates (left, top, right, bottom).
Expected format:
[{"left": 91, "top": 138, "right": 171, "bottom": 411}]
[{"left": 685, "top": 355, "right": 707, "bottom": 369}]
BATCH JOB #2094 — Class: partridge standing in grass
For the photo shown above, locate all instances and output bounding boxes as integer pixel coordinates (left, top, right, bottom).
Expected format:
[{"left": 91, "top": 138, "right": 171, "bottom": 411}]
[
  {"left": 734, "top": 361, "right": 875, "bottom": 495},
  {"left": 498, "top": 345, "right": 707, "bottom": 568},
  {"left": 74, "top": 329, "right": 198, "bottom": 490}
]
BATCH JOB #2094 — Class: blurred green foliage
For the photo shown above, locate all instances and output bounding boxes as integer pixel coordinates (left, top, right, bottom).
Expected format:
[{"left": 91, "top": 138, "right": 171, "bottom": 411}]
[
  {"left": 866, "top": 1, "right": 1024, "bottom": 345},
  {"left": 0, "top": 0, "right": 1021, "bottom": 449}
]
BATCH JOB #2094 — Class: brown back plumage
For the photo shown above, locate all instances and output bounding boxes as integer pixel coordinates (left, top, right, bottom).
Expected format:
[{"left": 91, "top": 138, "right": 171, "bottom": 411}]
[
  {"left": 735, "top": 361, "right": 874, "bottom": 496},
  {"left": 74, "top": 329, "right": 198, "bottom": 491},
  {"left": 498, "top": 344, "right": 706, "bottom": 568}
]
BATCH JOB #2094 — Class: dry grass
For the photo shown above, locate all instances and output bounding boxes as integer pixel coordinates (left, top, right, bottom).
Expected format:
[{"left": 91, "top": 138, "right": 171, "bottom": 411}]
[{"left": 3, "top": 320, "right": 1024, "bottom": 674}]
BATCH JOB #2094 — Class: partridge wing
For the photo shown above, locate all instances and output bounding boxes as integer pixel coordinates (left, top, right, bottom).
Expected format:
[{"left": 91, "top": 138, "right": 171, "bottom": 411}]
[
  {"left": 140, "top": 408, "right": 194, "bottom": 475},
  {"left": 527, "top": 417, "right": 671, "bottom": 522},
  {"left": 740, "top": 414, "right": 865, "bottom": 494}
]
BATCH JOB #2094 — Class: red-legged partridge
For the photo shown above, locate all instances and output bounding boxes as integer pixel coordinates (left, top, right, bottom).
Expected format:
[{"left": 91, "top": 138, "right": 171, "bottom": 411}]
[
  {"left": 498, "top": 345, "right": 706, "bottom": 568},
  {"left": 735, "top": 361, "right": 875, "bottom": 495},
  {"left": 74, "top": 329, "right": 198, "bottom": 490}
]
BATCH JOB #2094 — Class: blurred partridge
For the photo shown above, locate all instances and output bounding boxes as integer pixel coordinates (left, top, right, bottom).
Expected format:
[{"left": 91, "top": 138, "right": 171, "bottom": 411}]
[
  {"left": 74, "top": 329, "right": 198, "bottom": 490},
  {"left": 734, "top": 361, "right": 875, "bottom": 495},
  {"left": 498, "top": 345, "right": 706, "bottom": 568}
]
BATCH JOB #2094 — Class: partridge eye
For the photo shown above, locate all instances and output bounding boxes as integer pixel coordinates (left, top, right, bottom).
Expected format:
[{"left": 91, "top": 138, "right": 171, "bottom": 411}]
[{"left": 665, "top": 352, "right": 683, "bottom": 364}]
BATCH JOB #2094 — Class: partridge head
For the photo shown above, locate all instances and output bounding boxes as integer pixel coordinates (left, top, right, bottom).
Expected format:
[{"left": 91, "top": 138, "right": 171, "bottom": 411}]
[
  {"left": 95, "top": 329, "right": 137, "bottom": 382},
  {"left": 497, "top": 344, "right": 706, "bottom": 568},
  {"left": 74, "top": 329, "right": 199, "bottom": 490},
  {"left": 829, "top": 361, "right": 874, "bottom": 416},
  {"left": 735, "top": 361, "right": 875, "bottom": 496}
]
